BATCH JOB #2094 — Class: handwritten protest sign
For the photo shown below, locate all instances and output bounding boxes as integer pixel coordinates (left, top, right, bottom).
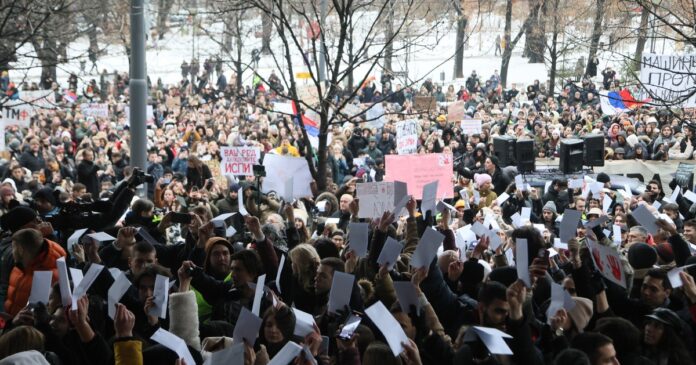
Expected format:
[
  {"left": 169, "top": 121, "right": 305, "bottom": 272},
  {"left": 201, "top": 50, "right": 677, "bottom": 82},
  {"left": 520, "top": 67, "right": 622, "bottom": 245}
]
[
  {"left": 384, "top": 153, "right": 453, "bottom": 199},
  {"left": 365, "top": 103, "right": 386, "bottom": 128},
  {"left": 0, "top": 104, "right": 33, "bottom": 127},
  {"left": 221, "top": 147, "right": 261, "bottom": 176},
  {"left": 460, "top": 120, "right": 482, "bottom": 135},
  {"left": 447, "top": 101, "right": 465, "bottom": 122},
  {"left": 396, "top": 119, "right": 418, "bottom": 155},
  {"left": 356, "top": 181, "right": 407, "bottom": 218},
  {"left": 413, "top": 96, "right": 436, "bottom": 111},
  {"left": 80, "top": 103, "right": 109, "bottom": 118},
  {"left": 640, "top": 54, "right": 696, "bottom": 107}
]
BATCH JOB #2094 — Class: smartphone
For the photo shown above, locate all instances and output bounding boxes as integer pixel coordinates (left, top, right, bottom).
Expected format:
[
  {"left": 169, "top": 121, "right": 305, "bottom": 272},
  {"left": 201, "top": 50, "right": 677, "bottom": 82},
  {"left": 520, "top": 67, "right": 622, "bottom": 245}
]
[
  {"left": 320, "top": 335, "right": 330, "bottom": 355},
  {"left": 338, "top": 314, "right": 362, "bottom": 340},
  {"left": 170, "top": 212, "right": 192, "bottom": 224}
]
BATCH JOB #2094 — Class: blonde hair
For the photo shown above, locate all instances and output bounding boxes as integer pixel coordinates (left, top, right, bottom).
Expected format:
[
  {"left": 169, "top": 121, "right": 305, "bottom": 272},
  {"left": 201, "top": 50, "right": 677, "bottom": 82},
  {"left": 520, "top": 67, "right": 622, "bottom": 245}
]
[
  {"left": 0, "top": 326, "right": 45, "bottom": 359},
  {"left": 288, "top": 243, "right": 320, "bottom": 292}
]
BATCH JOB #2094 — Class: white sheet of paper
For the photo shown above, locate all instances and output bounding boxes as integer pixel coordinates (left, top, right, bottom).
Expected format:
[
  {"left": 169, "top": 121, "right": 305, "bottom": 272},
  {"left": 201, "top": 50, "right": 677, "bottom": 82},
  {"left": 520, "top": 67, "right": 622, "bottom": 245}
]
[
  {"left": 612, "top": 225, "right": 622, "bottom": 244},
  {"left": 233, "top": 307, "right": 263, "bottom": 345},
  {"left": 684, "top": 190, "right": 696, "bottom": 203},
  {"left": 510, "top": 213, "right": 522, "bottom": 228},
  {"left": 421, "top": 181, "right": 438, "bottom": 215},
  {"left": 602, "top": 194, "right": 613, "bottom": 212},
  {"left": 471, "top": 221, "right": 488, "bottom": 237},
  {"left": 252, "top": 274, "right": 266, "bottom": 316},
  {"left": 547, "top": 248, "right": 559, "bottom": 258},
  {"left": 292, "top": 308, "right": 316, "bottom": 337},
  {"left": 464, "top": 326, "right": 513, "bottom": 355},
  {"left": 436, "top": 200, "right": 458, "bottom": 213},
  {"left": 569, "top": 179, "right": 583, "bottom": 189},
  {"left": 107, "top": 273, "right": 132, "bottom": 319},
  {"left": 67, "top": 228, "right": 88, "bottom": 255},
  {"left": 496, "top": 192, "right": 510, "bottom": 206},
  {"left": 275, "top": 254, "right": 285, "bottom": 294},
  {"left": 411, "top": 227, "right": 445, "bottom": 268},
  {"left": 560, "top": 209, "right": 582, "bottom": 243},
  {"left": 632, "top": 205, "right": 659, "bottom": 235},
  {"left": 148, "top": 274, "right": 169, "bottom": 319},
  {"left": 316, "top": 201, "right": 327, "bottom": 212},
  {"left": 667, "top": 264, "right": 696, "bottom": 288},
  {"left": 653, "top": 200, "right": 662, "bottom": 210},
  {"left": 237, "top": 187, "right": 249, "bottom": 216},
  {"left": 205, "top": 342, "right": 244, "bottom": 365},
  {"left": 546, "top": 283, "right": 576, "bottom": 325},
  {"left": 283, "top": 177, "right": 294, "bottom": 202},
  {"left": 533, "top": 224, "right": 545, "bottom": 234},
  {"left": 553, "top": 238, "right": 568, "bottom": 250},
  {"left": 665, "top": 185, "right": 681, "bottom": 203},
  {"left": 544, "top": 180, "right": 552, "bottom": 193},
  {"left": 268, "top": 341, "right": 303, "bottom": 365},
  {"left": 324, "top": 217, "right": 340, "bottom": 224},
  {"left": 28, "top": 271, "right": 52, "bottom": 305},
  {"left": 108, "top": 268, "right": 122, "bottom": 280},
  {"left": 71, "top": 264, "right": 103, "bottom": 310},
  {"left": 56, "top": 257, "right": 72, "bottom": 307},
  {"left": 69, "top": 268, "right": 84, "bottom": 289},
  {"left": 377, "top": 237, "right": 403, "bottom": 270},
  {"left": 590, "top": 182, "right": 604, "bottom": 196},
  {"left": 473, "top": 190, "right": 480, "bottom": 204},
  {"left": 87, "top": 232, "right": 116, "bottom": 242},
  {"left": 515, "top": 238, "right": 531, "bottom": 287},
  {"left": 488, "top": 230, "right": 503, "bottom": 251},
  {"left": 393, "top": 194, "right": 411, "bottom": 217},
  {"left": 393, "top": 281, "right": 421, "bottom": 315},
  {"left": 328, "top": 271, "right": 355, "bottom": 314},
  {"left": 151, "top": 328, "right": 195, "bottom": 365},
  {"left": 347, "top": 223, "right": 369, "bottom": 258},
  {"left": 521, "top": 207, "right": 531, "bottom": 220},
  {"left": 302, "top": 345, "right": 318, "bottom": 365},
  {"left": 505, "top": 248, "right": 515, "bottom": 266},
  {"left": 365, "top": 301, "right": 410, "bottom": 356},
  {"left": 514, "top": 175, "right": 527, "bottom": 191}
]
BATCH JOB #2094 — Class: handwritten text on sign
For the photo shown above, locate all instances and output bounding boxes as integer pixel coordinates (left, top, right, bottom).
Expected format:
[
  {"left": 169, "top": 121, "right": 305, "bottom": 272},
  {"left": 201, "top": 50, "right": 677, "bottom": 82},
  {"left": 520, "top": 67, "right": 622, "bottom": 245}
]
[
  {"left": 640, "top": 54, "right": 696, "bottom": 107},
  {"left": 384, "top": 153, "right": 454, "bottom": 199},
  {"left": 221, "top": 147, "right": 261, "bottom": 176},
  {"left": 356, "top": 181, "right": 407, "bottom": 219},
  {"left": 460, "top": 120, "right": 482, "bottom": 135},
  {"left": 396, "top": 119, "right": 418, "bottom": 155}
]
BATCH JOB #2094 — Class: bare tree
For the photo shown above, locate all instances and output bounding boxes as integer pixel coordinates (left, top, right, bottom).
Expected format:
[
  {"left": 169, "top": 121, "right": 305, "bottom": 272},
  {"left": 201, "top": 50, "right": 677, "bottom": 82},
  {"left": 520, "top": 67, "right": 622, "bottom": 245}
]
[{"left": 500, "top": 0, "right": 533, "bottom": 88}]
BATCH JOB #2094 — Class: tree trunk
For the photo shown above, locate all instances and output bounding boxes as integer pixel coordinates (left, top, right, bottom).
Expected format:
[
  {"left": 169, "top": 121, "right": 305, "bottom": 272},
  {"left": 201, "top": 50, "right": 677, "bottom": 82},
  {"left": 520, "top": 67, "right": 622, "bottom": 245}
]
[
  {"left": 347, "top": 22, "right": 354, "bottom": 91},
  {"left": 523, "top": 1, "right": 545, "bottom": 63},
  {"left": 157, "top": 0, "right": 175, "bottom": 39},
  {"left": 453, "top": 14, "right": 467, "bottom": 79},
  {"left": 261, "top": 6, "right": 272, "bottom": 54},
  {"left": 34, "top": 39, "right": 58, "bottom": 90},
  {"left": 585, "top": 0, "right": 605, "bottom": 76},
  {"left": 500, "top": 0, "right": 513, "bottom": 88},
  {"left": 548, "top": 0, "right": 559, "bottom": 92},
  {"left": 235, "top": 17, "right": 243, "bottom": 90},
  {"left": 384, "top": 0, "right": 394, "bottom": 73},
  {"left": 634, "top": 6, "right": 650, "bottom": 70}
]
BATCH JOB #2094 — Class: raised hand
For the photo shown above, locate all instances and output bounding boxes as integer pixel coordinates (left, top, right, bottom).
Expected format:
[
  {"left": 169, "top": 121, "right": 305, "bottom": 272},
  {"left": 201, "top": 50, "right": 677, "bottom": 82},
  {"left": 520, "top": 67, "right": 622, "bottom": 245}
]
[
  {"left": 506, "top": 280, "right": 526, "bottom": 321},
  {"left": 447, "top": 260, "right": 464, "bottom": 282},
  {"left": 113, "top": 303, "right": 135, "bottom": 338},
  {"left": 378, "top": 211, "right": 395, "bottom": 232}
]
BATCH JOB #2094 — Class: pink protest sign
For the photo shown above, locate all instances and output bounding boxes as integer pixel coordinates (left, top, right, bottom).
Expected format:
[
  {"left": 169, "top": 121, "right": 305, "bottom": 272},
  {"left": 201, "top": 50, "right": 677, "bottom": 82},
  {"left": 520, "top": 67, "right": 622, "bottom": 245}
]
[{"left": 384, "top": 153, "right": 454, "bottom": 199}]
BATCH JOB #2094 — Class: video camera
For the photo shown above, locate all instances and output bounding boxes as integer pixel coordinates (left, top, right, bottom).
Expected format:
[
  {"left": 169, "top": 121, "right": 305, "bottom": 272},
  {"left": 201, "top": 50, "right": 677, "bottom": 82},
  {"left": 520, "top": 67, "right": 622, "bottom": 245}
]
[{"left": 130, "top": 168, "right": 155, "bottom": 187}]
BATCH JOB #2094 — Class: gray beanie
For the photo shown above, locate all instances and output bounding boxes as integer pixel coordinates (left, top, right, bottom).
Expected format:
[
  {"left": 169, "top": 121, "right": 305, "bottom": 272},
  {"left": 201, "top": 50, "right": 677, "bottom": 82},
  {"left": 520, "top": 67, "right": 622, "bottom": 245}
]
[{"left": 543, "top": 201, "right": 557, "bottom": 214}]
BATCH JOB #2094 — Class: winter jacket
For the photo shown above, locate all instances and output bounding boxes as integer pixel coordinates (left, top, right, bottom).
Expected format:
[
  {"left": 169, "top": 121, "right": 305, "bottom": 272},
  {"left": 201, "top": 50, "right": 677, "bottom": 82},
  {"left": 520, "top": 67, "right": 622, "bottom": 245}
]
[
  {"left": 169, "top": 290, "right": 201, "bottom": 351},
  {"left": 5, "top": 239, "right": 65, "bottom": 316},
  {"left": 19, "top": 151, "right": 46, "bottom": 172},
  {"left": 77, "top": 160, "right": 100, "bottom": 198},
  {"left": 0, "top": 350, "right": 50, "bottom": 365},
  {"left": 114, "top": 339, "right": 142, "bottom": 365}
]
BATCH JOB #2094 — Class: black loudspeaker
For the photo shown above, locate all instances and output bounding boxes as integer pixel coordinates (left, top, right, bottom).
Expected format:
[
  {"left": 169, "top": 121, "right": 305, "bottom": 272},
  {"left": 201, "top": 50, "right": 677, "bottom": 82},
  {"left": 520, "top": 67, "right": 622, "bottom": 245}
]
[
  {"left": 493, "top": 136, "right": 516, "bottom": 167},
  {"left": 583, "top": 134, "right": 605, "bottom": 167},
  {"left": 516, "top": 139, "right": 535, "bottom": 173},
  {"left": 559, "top": 139, "right": 584, "bottom": 174}
]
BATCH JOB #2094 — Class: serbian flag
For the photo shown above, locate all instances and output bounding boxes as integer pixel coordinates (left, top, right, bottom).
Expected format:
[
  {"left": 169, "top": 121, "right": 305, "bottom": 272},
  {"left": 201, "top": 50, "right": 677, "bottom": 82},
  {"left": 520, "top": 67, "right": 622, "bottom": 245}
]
[
  {"left": 599, "top": 89, "right": 649, "bottom": 115},
  {"left": 291, "top": 100, "right": 319, "bottom": 137},
  {"left": 63, "top": 90, "right": 77, "bottom": 104}
]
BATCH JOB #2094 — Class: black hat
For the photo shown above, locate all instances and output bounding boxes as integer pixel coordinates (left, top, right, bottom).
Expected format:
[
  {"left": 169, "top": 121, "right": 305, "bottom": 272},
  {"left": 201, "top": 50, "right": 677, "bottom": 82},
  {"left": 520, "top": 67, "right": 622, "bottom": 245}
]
[
  {"left": 33, "top": 188, "right": 57, "bottom": 206},
  {"left": 0, "top": 206, "right": 37, "bottom": 232},
  {"left": 645, "top": 308, "right": 682, "bottom": 330},
  {"left": 627, "top": 243, "right": 657, "bottom": 269},
  {"left": 596, "top": 172, "right": 610, "bottom": 184},
  {"left": 488, "top": 267, "right": 518, "bottom": 287}
]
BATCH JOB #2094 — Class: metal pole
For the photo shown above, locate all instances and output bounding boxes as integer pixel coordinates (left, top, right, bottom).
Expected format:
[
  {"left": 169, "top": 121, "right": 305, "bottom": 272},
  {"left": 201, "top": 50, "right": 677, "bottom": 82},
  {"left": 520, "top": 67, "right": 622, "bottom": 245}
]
[
  {"left": 130, "top": 0, "right": 148, "bottom": 194},
  {"left": 318, "top": 0, "right": 328, "bottom": 83}
]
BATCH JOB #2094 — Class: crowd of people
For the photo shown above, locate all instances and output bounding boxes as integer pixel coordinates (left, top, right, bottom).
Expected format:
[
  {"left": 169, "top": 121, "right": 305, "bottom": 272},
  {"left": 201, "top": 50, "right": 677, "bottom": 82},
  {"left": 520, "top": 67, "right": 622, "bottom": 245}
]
[{"left": 0, "top": 59, "right": 695, "bottom": 365}]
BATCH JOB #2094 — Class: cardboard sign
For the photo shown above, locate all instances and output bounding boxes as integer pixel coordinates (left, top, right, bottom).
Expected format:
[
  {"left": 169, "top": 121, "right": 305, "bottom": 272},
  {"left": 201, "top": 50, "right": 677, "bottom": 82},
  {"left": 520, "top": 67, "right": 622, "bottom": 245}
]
[
  {"left": 261, "top": 154, "right": 313, "bottom": 199},
  {"left": 396, "top": 119, "right": 418, "bottom": 155},
  {"left": 356, "top": 181, "right": 407, "bottom": 218},
  {"left": 413, "top": 96, "right": 436, "bottom": 111},
  {"left": 640, "top": 54, "right": 696, "bottom": 107},
  {"left": 447, "top": 101, "right": 465, "bottom": 122},
  {"left": 0, "top": 104, "right": 33, "bottom": 127},
  {"left": 384, "top": 153, "right": 454, "bottom": 199},
  {"left": 586, "top": 240, "right": 626, "bottom": 288},
  {"left": 221, "top": 147, "right": 261, "bottom": 176}
]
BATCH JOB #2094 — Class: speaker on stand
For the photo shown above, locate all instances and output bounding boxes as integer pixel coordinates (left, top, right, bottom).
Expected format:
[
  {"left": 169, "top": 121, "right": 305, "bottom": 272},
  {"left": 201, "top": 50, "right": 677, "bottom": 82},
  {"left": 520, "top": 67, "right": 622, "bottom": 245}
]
[
  {"left": 559, "top": 139, "right": 584, "bottom": 174},
  {"left": 516, "top": 139, "right": 535, "bottom": 174},
  {"left": 493, "top": 136, "right": 516, "bottom": 167}
]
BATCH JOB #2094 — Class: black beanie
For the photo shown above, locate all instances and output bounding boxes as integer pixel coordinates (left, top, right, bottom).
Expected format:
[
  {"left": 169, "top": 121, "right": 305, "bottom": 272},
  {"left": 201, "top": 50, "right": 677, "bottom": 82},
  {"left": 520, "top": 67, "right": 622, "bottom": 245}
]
[
  {"left": 596, "top": 172, "right": 610, "bottom": 184},
  {"left": 0, "top": 206, "right": 37, "bottom": 232},
  {"left": 627, "top": 243, "right": 657, "bottom": 270},
  {"left": 33, "top": 187, "right": 57, "bottom": 206},
  {"left": 488, "top": 267, "right": 518, "bottom": 287}
]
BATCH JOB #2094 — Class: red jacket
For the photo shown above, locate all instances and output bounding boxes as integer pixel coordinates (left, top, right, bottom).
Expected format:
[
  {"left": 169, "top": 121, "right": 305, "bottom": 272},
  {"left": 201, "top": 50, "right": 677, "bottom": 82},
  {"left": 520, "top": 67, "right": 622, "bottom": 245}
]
[{"left": 4, "top": 239, "right": 66, "bottom": 316}]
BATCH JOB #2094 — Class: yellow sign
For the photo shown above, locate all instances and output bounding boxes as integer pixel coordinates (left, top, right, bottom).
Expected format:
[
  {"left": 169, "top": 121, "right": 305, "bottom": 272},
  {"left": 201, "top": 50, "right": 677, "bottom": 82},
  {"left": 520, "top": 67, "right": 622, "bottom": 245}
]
[{"left": 296, "top": 72, "right": 311, "bottom": 79}]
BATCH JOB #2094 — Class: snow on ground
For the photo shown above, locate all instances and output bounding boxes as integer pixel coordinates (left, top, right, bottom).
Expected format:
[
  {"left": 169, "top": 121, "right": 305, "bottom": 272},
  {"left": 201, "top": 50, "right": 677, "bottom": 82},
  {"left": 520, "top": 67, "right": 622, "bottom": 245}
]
[{"left": 11, "top": 11, "right": 666, "bottom": 93}]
